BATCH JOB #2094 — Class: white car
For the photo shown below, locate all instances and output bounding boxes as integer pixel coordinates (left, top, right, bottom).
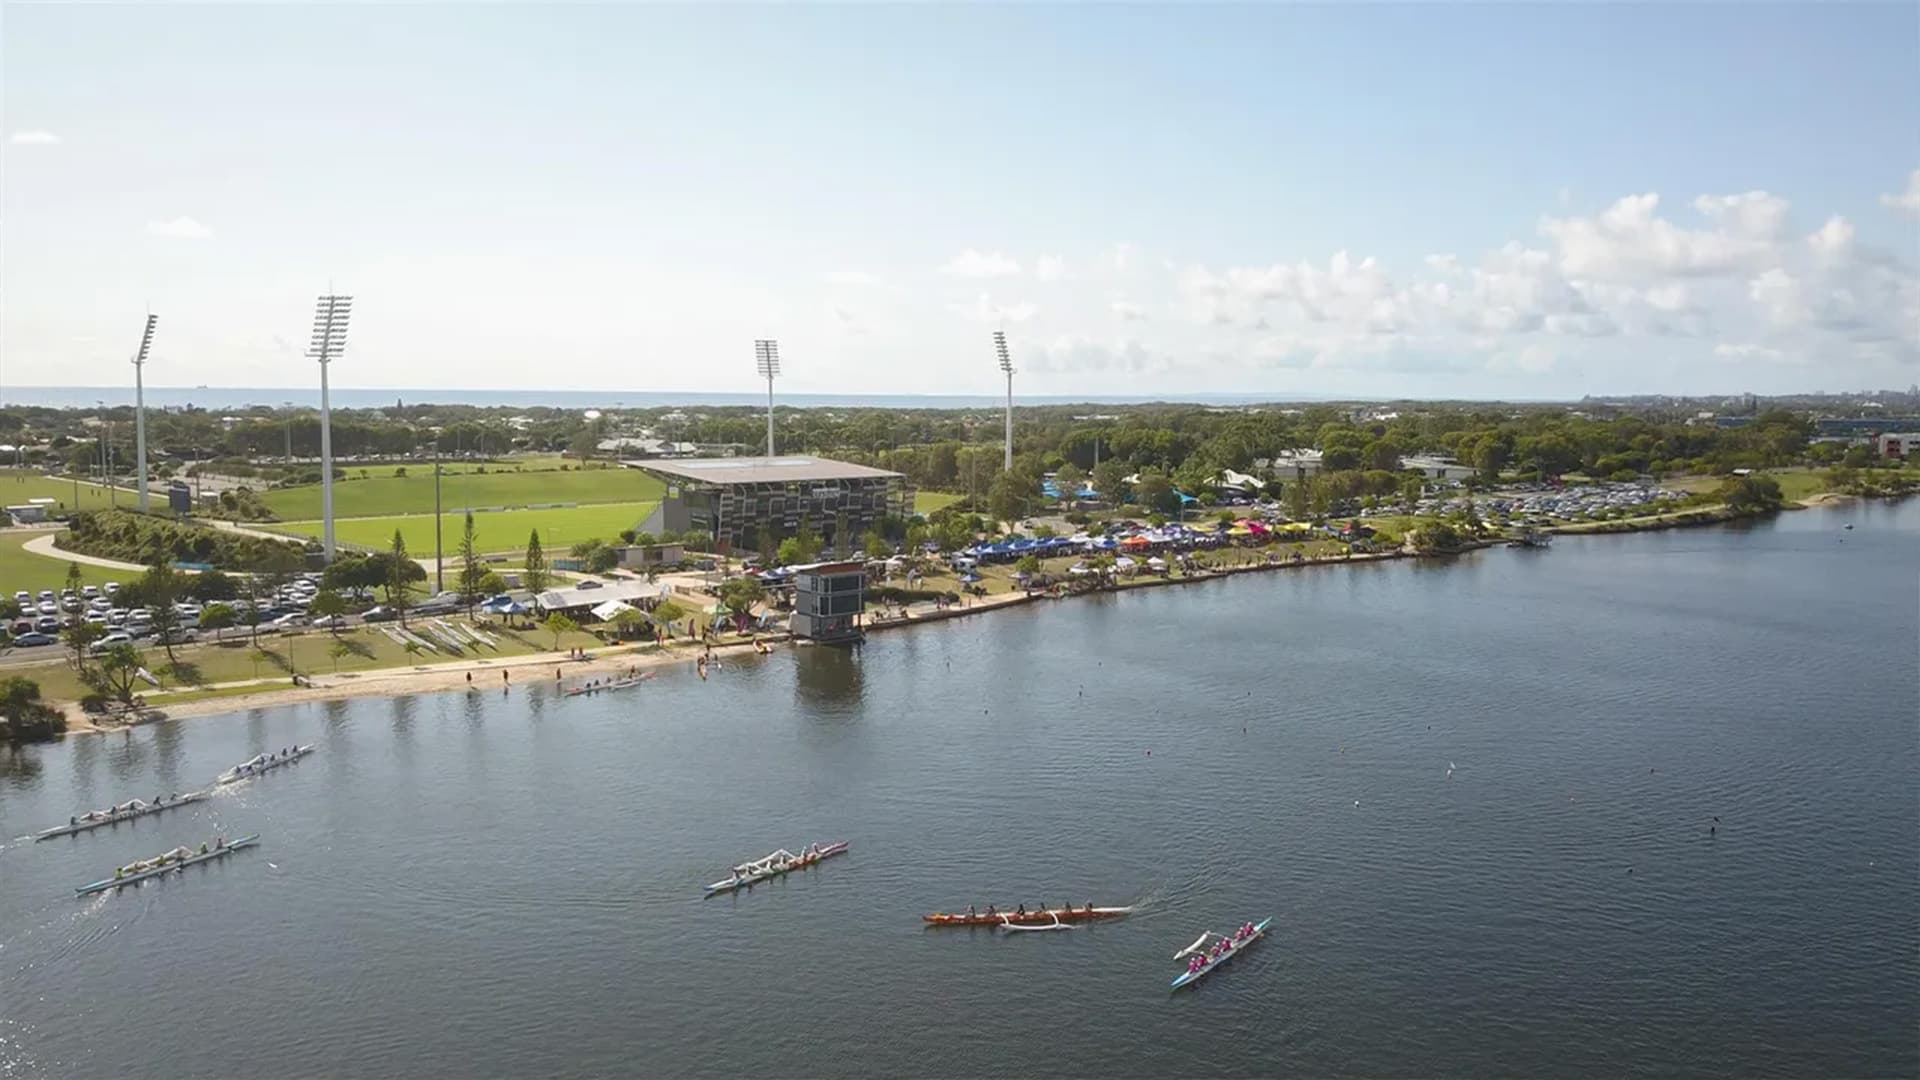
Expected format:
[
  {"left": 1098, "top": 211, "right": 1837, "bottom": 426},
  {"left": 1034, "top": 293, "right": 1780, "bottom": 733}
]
[
  {"left": 104, "top": 582, "right": 120, "bottom": 595},
  {"left": 37, "top": 590, "right": 54, "bottom": 602},
  {"left": 38, "top": 601, "right": 58, "bottom": 615},
  {"left": 270, "top": 612, "right": 308, "bottom": 628},
  {"left": 82, "top": 585, "right": 100, "bottom": 598},
  {"left": 88, "top": 631, "right": 133, "bottom": 654},
  {"left": 12, "top": 590, "right": 29, "bottom": 605}
]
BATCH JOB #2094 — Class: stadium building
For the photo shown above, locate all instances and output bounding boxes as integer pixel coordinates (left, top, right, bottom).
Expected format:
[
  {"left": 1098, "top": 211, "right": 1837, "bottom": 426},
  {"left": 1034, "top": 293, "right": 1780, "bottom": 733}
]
[{"left": 624, "top": 455, "right": 911, "bottom": 556}]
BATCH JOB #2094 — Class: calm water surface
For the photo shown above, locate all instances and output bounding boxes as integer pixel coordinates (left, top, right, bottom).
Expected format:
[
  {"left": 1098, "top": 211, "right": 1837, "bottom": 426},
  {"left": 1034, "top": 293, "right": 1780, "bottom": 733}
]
[{"left": 3, "top": 500, "right": 1916, "bottom": 1078}]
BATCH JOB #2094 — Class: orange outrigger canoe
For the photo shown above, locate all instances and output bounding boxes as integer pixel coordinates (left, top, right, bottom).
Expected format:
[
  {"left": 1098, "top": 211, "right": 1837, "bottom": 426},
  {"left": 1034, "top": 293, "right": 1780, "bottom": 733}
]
[{"left": 923, "top": 905, "right": 1132, "bottom": 927}]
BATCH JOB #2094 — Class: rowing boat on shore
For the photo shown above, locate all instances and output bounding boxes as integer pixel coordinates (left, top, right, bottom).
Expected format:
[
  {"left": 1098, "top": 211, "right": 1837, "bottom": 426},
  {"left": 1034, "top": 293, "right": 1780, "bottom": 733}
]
[
  {"left": 704, "top": 841, "right": 849, "bottom": 895},
  {"left": 923, "top": 905, "right": 1132, "bottom": 927},
  {"left": 1170, "top": 917, "right": 1272, "bottom": 990},
  {"left": 74, "top": 835, "right": 260, "bottom": 897},
  {"left": 35, "top": 790, "right": 211, "bottom": 841},
  {"left": 563, "top": 672, "right": 656, "bottom": 697},
  {"left": 216, "top": 745, "right": 314, "bottom": 785}
]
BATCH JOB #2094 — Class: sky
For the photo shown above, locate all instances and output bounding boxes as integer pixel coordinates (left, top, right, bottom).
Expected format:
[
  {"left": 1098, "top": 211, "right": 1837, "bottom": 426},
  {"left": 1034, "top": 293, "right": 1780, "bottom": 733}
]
[{"left": 3, "top": 4, "right": 1917, "bottom": 399}]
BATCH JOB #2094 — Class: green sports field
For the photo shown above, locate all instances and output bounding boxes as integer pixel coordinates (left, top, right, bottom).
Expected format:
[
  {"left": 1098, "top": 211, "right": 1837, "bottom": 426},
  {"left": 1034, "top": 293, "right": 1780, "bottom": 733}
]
[
  {"left": 266, "top": 501, "right": 660, "bottom": 556},
  {"left": 258, "top": 463, "right": 663, "bottom": 520},
  {"left": 913, "top": 491, "right": 964, "bottom": 515},
  {"left": 0, "top": 470, "right": 135, "bottom": 514}
]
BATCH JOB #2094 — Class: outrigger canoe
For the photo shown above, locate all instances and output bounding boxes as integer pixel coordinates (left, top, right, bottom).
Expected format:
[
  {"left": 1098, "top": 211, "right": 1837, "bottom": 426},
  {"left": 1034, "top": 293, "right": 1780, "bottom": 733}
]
[
  {"left": 923, "top": 905, "right": 1132, "bottom": 927},
  {"left": 704, "top": 841, "right": 849, "bottom": 895},
  {"left": 217, "top": 745, "right": 314, "bottom": 785},
  {"left": 563, "top": 672, "right": 656, "bottom": 697},
  {"left": 35, "top": 790, "right": 211, "bottom": 841},
  {"left": 1169, "top": 917, "right": 1272, "bottom": 990},
  {"left": 74, "top": 835, "right": 260, "bottom": 897}
]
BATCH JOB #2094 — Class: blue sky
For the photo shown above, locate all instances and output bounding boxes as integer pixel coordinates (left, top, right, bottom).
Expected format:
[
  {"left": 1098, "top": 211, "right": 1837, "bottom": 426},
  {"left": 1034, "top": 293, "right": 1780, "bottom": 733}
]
[{"left": 4, "top": 4, "right": 1916, "bottom": 398}]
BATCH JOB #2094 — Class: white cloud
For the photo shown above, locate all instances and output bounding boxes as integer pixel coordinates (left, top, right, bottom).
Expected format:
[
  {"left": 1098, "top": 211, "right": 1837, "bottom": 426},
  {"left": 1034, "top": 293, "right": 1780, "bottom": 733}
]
[
  {"left": 1714, "top": 342, "right": 1786, "bottom": 362},
  {"left": 1881, "top": 169, "right": 1920, "bottom": 216},
  {"left": 941, "top": 249, "right": 1021, "bottom": 278},
  {"left": 8, "top": 130, "right": 60, "bottom": 145},
  {"left": 1110, "top": 299, "right": 1147, "bottom": 322},
  {"left": 1034, "top": 255, "right": 1066, "bottom": 282},
  {"left": 962, "top": 293, "right": 1036, "bottom": 324},
  {"left": 146, "top": 216, "right": 212, "bottom": 240},
  {"left": 1540, "top": 193, "right": 1776, "bottom": 278},
  {"left": 824, "top": 270, "right": 882, "bottom": 286}
]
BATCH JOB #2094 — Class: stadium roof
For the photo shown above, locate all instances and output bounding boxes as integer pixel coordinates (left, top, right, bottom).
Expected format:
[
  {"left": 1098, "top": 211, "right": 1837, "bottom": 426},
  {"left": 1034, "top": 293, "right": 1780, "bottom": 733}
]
[{"left": 622, "top": 455, "right": 902, "bottom": 485}]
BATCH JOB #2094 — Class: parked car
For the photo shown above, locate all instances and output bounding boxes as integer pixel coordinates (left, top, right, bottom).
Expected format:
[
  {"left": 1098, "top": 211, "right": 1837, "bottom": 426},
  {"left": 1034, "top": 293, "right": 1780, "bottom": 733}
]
[
  {"left": 82, "top": 585, "right": 100, "bottom": 598},
  {"left": 37, "top": 590, "right": 54, "bottom": 603},
  {"left": 361, "top": 606, "right": 398, "bottom": 623},
  {"left": 12, "top": 632, "right": 56, "bottom": 647},
  {"left": 310, "top": 614, "right": 349, "bottom": 630},
  {"left": 8, "top": 619, "right": 30, "bottom": 636},
  {"left": 87, "top": 631, "right": 133, "bottom": 654},
  {"left": 13, "top": 590, "right": 31, "bottom": 605},
  {"left": 38, "top": 601, "right": 59, "bottom": 615},
  {"left": 103, "top": 582, "right": 121, "bottom": 595},
  {"left": 155, "top": 627, "right": 199, "bottom": 645},
  {"left": 35, "top": 616, "right": 60, "bottom": 633},
  {"left": 270, "top": 613, "right": 308, "bottom": 629}
]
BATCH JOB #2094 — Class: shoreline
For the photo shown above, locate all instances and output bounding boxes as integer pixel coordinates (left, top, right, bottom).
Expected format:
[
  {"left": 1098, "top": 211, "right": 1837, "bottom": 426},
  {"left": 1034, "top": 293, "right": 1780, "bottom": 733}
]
[{"left": 32, "top": 498, "right": 1868, "bottom": 735}]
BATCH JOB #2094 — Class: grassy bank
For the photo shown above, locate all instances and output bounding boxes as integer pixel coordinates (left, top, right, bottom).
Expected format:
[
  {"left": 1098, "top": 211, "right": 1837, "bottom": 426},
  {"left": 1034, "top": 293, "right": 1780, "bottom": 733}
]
[
  {"left": 0, "top": 531, "right": 123, "bottom": 594},
  {"left": 6, "top": 618, "right": 607, "bottom": 704}
]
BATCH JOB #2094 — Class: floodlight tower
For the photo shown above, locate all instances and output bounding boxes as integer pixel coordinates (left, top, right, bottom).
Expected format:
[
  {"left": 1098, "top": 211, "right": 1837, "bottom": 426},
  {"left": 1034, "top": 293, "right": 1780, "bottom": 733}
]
[
  {"left": 308, "top": 295, "right": 354, "bottom": 562},
  {"left": 131, "top": 314, "right": 158, "bottom": 512},
  {"left": 993, "top": 330, "right": 1015, "bottom": 471},
  {"left": 755, "top": 339, "right": 781, "bottom": 457}
]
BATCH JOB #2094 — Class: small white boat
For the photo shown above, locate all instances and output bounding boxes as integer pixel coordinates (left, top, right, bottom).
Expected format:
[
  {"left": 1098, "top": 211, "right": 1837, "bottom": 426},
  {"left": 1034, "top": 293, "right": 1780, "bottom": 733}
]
[
  {"left": 217, "top": 745, "right": 315, "bottom": 785},
  {"left": 1170, "top": 917, "right": 1272, "bottom": 990}
]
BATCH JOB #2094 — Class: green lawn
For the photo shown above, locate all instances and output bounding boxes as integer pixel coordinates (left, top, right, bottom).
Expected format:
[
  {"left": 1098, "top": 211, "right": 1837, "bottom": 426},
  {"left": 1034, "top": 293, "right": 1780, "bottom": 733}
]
[
  {"left": 258, "top": 463, "right": 662, "bottom": 520},
  {"left": 1664, "top": 469, "right": 1829, "bottom": 501},
  {"left": 0, "top": 469, "right": 135, "bottom": 514},
  {"left": 7, "top": 618, "right": 609, "bottom": 702},
  {"left": 265, "top": 501, "right": 660, "bottom": 555},
  {"left": 914, "top": 491, "right": 964, "bottom": 515},
  {"left": 0, "top": 531, "right": 125, "bottom": 596}
]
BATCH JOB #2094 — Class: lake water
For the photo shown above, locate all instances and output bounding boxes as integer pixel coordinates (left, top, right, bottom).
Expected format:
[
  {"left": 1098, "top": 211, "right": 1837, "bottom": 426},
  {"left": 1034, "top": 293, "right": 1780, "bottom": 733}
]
[{"left": 3, "top": 500, "right": 1916, "bottom": 1078}]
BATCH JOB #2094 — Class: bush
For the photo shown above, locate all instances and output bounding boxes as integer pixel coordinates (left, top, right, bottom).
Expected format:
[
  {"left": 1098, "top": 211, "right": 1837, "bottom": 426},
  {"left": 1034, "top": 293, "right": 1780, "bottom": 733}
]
[{"left": 63, "top": 509, "right": 307, "bottom": 571}]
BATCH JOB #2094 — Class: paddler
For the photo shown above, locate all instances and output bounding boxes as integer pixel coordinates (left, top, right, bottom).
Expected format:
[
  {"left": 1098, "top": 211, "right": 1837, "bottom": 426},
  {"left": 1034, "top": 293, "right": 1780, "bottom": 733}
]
[
  {"left": 967, "top": 904, "right": 977, "bottom": 916},
  {"left": 1016, "top": 904, "right": 1026, "bottom": 916}
]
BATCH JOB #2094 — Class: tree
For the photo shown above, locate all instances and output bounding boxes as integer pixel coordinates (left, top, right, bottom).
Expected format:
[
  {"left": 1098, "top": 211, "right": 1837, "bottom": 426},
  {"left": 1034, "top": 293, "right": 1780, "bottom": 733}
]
[
  {"left": 140, "top": 562, "right": 185, "bottom": 668},
  {"left": 1399, "top": 474, "right": 1425, "bottom": 510},
  {"left": 1133, "top": 469, "right": 1176, "bottom": 515},
  {"left": 1015, "top": 554, "right": 1042, "bottom": 575},
  {"left": 1091, "top": 459, "right": 1129, "bottom": 507},
  {"left": 988, "top": 472, "right": 1029, "bottom": 526},
  {"left": 864, "top": 531, "right": 892, "bottom": 560},
  {"left": 64, "top": 561, "right": 83, "bottom": 597},
  {"left": 717, "top": 576, "right": 765, "bottom": 614},
  {"left": 329, "top": 639, "right": 354, "bottom": 672},
  {"left": 190, "top": 569, "right": 239, "bottom": 603},
  {"left": 86, "top": 643, "right": 147, "bottom": 708},
  {"left": 310, "top": 589, "right": 346, "bottom": 634},
  {"left": 0, "top": 598, "right": 18, "bottom": 622},
  {"left": 1716, "top": 474, "right": 1784, "bottom": 512},
  {"left": 477, "top": 570, "right": 507, "bottom": 596},
  {"left": 386, "top": 529, "right": 417, "bottom": 624},
  {"left": 1283, "top": 479, "right": 1311, "bottom": 521},
  {"left": 776, "top": 521, "right": 822, "bottom": 566},
  {"left": 200, "top": 602, "right": 237, "bottom": 641},
  {"left": 0, "top": 677, "right": 65, "bottom": 742},
  {"left": 652, "top": 599, "right": 687, "bottom": 636},
  {"left": 1054, "top": 462, "right": 1087, "bottom": 503},
  {"left": 63, "top": 621, "right": 105, "bottom": 672},
  {"left": 457, "top": 511, "right": 485, "bottom": 616},
  {"left": 601, "top": 607, "right": 643, "bottom": 640},
  {"left": 542, "top": 612, "right": 579, "bottom": 650},
  {"left": 523, "top": 529, "right": 550, "bottom": 595}
]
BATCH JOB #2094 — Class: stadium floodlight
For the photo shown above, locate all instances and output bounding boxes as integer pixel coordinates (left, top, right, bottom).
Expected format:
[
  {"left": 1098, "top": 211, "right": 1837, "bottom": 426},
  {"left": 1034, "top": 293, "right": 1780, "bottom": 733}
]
[
  {"left": 993, "top": 330, "right": 1015, "bottom": 471},
  {"left": 755, "top": 339, "right": 781, "bottom": 457},
  {"left": 131, "top": 314, "right": 159, "bottom": 512},
  {"left": 308, "top": 295, "right": 354, "bottom": 562}
]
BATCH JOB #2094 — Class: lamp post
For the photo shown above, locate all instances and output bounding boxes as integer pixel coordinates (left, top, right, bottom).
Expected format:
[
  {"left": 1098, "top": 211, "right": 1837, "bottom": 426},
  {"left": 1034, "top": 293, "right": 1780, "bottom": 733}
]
[
  {"left": 993, "top": 330, "right": 1015, "bottom": 472},
  {"left": 132, "top": 314, "right": 158, "bottom": 512},
  {"left": 308, "top": 295, "right": 353, "bottom": 562},
  {"left": 754, "top": 339, "right": 780, "bottom": 457}
]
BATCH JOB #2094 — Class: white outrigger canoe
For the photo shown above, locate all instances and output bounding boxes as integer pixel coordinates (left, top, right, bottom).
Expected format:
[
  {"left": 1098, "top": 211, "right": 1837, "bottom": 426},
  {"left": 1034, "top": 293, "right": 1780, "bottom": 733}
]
[
  {"left": 35, "top": 790, "right": 211, "bottom": 841},
  {"left": 704, "top": 841, "right": 849, "bottom": 895},
  {"left": 217, "top": 745, "right": 315, "bottom": 785},
  {"left": 1170, "top": 917, "right": 1273, "bottom": 990},
  {"left": 74, "top": 835, "right": 260, "bottom": 897}
]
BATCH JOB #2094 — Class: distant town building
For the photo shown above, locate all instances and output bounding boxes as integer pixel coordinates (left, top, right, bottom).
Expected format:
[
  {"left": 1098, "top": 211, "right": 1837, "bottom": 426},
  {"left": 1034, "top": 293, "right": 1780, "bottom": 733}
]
[
  {"left": 1876, "top": 433, "right": 1920, "bottom": 460},
  {"left": 5, "top": 503, "right": 48, "bottom": 524},
  {"left": 1400, "top": 455, "right": 1477, "bottom": 481},
  {"left": 623, "top": 455, "right": 911, "bottom": 556},
  {"left": 1258, "top": 449, "right": 1324, "bottom": 480},
  {"left": 789, "top": 560, "right": 865, "bottom": 643}
]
